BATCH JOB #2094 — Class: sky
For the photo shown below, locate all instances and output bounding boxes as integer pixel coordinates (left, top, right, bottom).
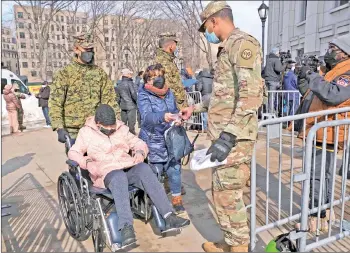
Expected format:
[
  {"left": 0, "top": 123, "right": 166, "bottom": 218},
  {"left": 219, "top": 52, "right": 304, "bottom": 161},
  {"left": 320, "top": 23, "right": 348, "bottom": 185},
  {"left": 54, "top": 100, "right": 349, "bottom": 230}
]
[{"left": 1, "top": 0, "right": 269, "bottom": 53}]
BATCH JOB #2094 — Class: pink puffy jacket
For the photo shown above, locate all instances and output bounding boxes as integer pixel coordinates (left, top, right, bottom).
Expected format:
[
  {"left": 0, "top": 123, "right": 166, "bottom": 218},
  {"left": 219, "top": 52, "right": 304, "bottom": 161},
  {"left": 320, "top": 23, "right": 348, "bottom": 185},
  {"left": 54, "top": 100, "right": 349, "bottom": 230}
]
[
  {"left": 3, "top": 85, "right": 21, "bottom": 111},
  {"left": 68, "top": 116, "right": 149, "bottom": 188}
]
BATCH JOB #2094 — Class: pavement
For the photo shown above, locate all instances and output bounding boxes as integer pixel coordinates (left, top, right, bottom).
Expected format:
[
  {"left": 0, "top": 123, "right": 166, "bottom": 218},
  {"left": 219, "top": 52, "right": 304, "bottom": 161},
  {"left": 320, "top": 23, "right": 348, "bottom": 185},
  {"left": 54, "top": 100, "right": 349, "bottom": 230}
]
[{"left": 1, "top": 127, "right": 350, "bottom": 252}]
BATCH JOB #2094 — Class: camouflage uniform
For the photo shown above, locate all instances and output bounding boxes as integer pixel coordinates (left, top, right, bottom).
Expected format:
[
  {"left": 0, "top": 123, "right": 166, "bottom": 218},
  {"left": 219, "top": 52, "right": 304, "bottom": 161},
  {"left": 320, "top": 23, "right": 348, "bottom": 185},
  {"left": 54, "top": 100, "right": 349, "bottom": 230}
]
[
  {"left": 14, "top": 92, "right": 25, "bottom": 130},
  {"left": 199, "top": 1, "right": 263, "bottom": 247},
  {"left": 49, "top": 34, "right": 120, "bottom": 139},
  {"left": 155, "top": 33, "right": 188, "bottom": 109}
]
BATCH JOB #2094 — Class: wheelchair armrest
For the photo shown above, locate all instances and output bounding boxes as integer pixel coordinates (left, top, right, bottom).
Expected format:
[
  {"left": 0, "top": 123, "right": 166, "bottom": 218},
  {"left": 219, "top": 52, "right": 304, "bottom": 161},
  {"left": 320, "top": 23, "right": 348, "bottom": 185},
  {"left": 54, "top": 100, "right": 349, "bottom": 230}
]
[{"left": 66, "top": 159, "right": 79, "bottom": 167}]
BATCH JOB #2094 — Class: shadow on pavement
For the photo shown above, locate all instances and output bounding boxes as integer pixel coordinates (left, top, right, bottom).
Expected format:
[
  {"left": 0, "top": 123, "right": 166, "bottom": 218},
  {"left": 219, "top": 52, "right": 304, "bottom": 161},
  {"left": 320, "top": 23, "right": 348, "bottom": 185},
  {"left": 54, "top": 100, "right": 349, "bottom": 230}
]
[
  {"left": 1, "top": 173, "right": 88, "bottom": 252},
  {"left": 182, "top": 168, "right": 223, "bottom": 243},
  {"left": 1, "top": 153, "right": 35, "bottom": 177}
]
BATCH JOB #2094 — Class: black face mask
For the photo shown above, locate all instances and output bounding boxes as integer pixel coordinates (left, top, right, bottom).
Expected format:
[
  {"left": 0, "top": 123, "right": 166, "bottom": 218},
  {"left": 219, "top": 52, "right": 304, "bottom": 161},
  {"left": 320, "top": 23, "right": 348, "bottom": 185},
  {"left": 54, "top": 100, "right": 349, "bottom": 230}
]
[
  {"left": 100, "top": 127, "right": 116, "bottom": 136},
  {"left": 153, "top": 76, "right": 165, "bottom": 89},
  {"left": 324, "top": 50, "right": 338, "bottom": 71},
  {"left": 80, "top": 51, "right": 94, "bottom": 64}
]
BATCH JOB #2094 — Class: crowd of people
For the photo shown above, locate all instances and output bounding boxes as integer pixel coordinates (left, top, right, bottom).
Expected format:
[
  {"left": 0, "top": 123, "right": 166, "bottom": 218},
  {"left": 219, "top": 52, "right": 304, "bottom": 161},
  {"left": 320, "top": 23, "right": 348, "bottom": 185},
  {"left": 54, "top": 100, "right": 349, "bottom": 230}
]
[{"left": 3, "top": 0, "right": 350, "bottom": 251}]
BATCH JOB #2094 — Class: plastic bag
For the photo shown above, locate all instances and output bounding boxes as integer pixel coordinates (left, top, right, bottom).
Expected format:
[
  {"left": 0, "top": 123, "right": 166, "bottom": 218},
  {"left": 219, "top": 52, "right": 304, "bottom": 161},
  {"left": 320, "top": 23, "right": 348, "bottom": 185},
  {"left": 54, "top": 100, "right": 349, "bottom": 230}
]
[{"left": 190, "top": 148, "right": 227, "bottom": 171}]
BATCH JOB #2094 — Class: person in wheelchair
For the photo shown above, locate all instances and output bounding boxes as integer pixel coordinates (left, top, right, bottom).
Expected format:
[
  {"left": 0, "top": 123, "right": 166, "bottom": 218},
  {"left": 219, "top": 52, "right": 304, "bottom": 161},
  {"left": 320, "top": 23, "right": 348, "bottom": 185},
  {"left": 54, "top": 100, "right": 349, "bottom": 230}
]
[{"left": 68, "top": 104, "right": 190, "bottom": 247}]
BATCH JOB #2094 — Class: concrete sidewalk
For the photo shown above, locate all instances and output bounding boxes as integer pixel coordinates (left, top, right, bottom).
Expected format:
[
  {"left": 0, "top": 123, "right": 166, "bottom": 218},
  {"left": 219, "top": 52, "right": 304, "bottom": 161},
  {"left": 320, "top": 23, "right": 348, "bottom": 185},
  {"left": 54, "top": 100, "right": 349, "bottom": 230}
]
[{"left": 2, "top": 128, "right": 350, "bottom": 252}]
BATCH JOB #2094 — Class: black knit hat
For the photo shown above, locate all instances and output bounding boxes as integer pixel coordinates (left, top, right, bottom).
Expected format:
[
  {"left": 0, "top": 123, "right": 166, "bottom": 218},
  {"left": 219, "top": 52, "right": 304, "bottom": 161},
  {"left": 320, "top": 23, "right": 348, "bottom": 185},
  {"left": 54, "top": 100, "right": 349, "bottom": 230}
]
[{"left": 95, "top": 104, "right": 116, "bottom": 126}]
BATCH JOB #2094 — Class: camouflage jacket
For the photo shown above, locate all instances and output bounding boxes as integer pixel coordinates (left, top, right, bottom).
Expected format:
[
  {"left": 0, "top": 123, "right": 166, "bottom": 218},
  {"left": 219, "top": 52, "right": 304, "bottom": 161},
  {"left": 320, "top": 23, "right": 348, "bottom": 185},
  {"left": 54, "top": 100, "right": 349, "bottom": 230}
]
[
  {"left": 208, "top": 28, "right": 263, "bottom": 141},
  {"left": 49, "top": 59, "right": 120, "bottom": 139},
  {"left": 155, "top": 48, "right": 188, "bottom": 109}
]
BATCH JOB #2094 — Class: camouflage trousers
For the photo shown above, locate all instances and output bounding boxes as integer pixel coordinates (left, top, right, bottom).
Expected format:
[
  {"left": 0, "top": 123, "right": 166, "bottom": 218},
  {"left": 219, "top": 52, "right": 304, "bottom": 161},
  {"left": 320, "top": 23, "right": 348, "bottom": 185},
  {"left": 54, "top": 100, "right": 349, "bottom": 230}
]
[
  {"left": 17, "top": 108, "right": 24, "bottom": 127},
  {"left": 212, "top": 141, "right": 254, "bottom": 246}
]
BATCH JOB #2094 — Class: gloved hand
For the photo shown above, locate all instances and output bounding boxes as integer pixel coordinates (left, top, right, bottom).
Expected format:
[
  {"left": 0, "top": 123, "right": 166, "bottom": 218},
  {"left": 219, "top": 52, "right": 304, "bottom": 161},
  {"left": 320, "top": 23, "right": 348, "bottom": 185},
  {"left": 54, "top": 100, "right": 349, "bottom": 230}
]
[
  {"left": 206, "top": 132, "right": 237, "bottom": 162},
  {"left": 298, "top": 66, "right": 312, "bottom": 80},
  {"left": 57, "top": 128, "right": 70, "bottom": 143}
]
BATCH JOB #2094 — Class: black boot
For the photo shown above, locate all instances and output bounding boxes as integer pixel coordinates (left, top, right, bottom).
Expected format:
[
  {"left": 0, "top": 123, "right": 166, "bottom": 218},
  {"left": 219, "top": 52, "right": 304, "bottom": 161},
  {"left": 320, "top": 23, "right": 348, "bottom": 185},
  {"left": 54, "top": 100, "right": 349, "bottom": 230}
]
[
  {"left": 163, "top": 213, "right": 190, "bottom": 232},
  {"left": 120, "top": 224, "right": 136, "bottom": 247}
]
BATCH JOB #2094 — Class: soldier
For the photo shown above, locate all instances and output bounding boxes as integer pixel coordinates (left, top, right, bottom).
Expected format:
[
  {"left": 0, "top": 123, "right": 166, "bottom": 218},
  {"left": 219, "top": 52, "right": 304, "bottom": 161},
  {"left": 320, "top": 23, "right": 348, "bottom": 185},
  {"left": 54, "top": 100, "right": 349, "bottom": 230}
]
[
  {"left": 198, "top": 1, "right": 263, "bottom": 252},
  {"left": 12, "top": 81, "right": 26, "bottom": 131},
  {"left": 49, "top": 33, "right": 120, "bottom": 145},
  {"left": 155, "top": 33, "right": 193, "bottom": 119}
]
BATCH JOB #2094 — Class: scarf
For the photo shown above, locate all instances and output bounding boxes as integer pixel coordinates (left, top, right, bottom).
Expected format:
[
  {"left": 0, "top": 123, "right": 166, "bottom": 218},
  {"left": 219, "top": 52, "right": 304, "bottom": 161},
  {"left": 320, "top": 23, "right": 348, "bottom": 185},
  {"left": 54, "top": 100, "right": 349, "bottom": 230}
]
[{"left": 145, "top": 84, "right": 169, "bottom": 98}]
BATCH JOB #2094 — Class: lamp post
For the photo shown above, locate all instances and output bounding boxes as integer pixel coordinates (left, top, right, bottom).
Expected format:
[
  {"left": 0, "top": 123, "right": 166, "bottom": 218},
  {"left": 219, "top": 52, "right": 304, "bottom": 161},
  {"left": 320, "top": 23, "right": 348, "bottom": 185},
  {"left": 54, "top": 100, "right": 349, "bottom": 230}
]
[{"left": 258, "top": 1, "right": 269, "bottom": 66}]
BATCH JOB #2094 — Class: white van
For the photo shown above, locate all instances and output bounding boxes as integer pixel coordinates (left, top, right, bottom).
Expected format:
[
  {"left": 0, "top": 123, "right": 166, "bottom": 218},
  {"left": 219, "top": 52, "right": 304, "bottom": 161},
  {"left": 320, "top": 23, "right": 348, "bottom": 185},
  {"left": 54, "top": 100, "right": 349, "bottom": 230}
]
[{"left": 1, "top": 69, "right": 45, "bottom": 131}]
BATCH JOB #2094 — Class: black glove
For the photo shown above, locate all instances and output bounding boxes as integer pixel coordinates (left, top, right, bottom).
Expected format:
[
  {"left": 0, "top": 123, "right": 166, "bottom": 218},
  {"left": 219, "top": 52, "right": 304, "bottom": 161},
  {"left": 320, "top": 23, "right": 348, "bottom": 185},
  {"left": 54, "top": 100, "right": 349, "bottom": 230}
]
[
  {"left": 298, "top": 66, "right": 311, "bottom": 80},
  {"left": 57, "top": 128, "right": 70, "bottom": 143},
  {"left": 206, "top": 132, "right": 237, "bottom": 162}
]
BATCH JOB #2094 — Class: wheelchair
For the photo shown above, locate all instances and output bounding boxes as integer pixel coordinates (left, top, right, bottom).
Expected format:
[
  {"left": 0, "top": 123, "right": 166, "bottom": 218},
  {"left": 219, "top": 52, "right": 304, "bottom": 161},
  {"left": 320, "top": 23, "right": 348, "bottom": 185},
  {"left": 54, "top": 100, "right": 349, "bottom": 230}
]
[{"left": 57, "top": 137, "right": 174, "bottom": 252}]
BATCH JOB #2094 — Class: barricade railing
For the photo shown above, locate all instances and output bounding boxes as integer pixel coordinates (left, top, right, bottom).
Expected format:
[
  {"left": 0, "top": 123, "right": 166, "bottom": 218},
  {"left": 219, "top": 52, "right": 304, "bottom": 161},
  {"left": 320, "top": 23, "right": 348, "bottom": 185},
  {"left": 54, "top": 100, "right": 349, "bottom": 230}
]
[
  {"left": 260, "top": 90, "right": 302, "bottom": 119},
  {"left": 298, "top": 119, "right": 350, "bottom": 251},
  {"left": 250, "top": 107, "right": 350, "bottom": 251},
  {"left": 185, "top": 91, "right": 205, "bottom": 132}
]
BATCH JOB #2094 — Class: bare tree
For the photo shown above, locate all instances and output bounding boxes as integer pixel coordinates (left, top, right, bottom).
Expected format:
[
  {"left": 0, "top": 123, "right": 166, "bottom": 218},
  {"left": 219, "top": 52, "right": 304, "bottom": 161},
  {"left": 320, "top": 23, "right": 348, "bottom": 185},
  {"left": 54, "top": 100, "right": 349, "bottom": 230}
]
[
  {"left": 158, "top": 0, "right": 213, "bottom": 69},
  {"left": 14, "top": 0, "right": 75, "bottom": 81}
]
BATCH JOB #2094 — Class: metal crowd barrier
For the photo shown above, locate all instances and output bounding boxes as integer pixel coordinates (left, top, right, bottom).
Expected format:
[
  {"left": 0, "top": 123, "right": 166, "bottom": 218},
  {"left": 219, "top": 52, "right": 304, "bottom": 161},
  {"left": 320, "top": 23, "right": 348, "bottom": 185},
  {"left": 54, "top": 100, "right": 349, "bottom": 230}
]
[
  {"left": 185, "top": 91, "right": 205, "bottom": 132},
  {"left": 261, "top": 90, "right": 302, "bottom": 119},
  {"left": 249, "top": 107, "right": 350, "bottom": 251}
]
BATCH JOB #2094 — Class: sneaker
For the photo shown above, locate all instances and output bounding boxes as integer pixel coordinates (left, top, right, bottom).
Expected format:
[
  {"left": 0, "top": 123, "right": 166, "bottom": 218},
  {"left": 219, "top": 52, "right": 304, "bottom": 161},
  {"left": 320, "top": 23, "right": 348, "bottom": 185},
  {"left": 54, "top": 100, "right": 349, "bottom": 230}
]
[
  {"left": 120, "top": 224, "right": 136, "bottom": 247},
  {"left": 172, "top": 196, "right": 185, "bottom": 214},
  {"left": 43, "top": 125, "right": 52, "bottom": 128},
  {"left": 163, "top": 213, "right": 190, "bottom": 232}
]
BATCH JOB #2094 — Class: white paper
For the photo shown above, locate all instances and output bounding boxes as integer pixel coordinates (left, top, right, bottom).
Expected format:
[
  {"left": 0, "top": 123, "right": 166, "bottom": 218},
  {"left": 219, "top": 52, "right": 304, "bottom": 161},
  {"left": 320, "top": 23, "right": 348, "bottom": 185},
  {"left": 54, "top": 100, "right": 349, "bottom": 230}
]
[{"left": 190, "top": 148, "right": 227, "bottom": 171}]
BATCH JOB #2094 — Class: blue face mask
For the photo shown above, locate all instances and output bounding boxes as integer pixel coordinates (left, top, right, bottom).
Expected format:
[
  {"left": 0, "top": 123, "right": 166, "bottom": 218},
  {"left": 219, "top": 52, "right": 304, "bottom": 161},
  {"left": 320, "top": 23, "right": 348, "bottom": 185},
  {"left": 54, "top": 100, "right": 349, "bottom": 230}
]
[
  {"left": 174, "top": 47, "right": 179, "bottom": 58},
  {"left": 205, "top": 29, "right": 220, "bottom": 44}
]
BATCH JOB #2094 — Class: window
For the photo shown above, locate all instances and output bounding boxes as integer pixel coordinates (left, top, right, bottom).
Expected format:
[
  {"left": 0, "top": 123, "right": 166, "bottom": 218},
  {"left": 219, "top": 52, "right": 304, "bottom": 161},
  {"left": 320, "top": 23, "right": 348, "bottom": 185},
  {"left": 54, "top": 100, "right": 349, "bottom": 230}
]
[
  {"left": 28, "top": 23, "right": 32, "bottom": 29},
  {"left": 77, "top": 26, "right": 80, "bottom": 32},
  {"left": 22, "top": 62, "right": 28, "bottom": 68},
  {"left": 48, "top": 61, "right": 52, "bottom": 67},
  {"left": 2, "top": 78, "right": 8, "bottom": 94},
  {"left": 113, "top": 62, "right": 115, "bottom": 67},
  {"left": 17, "top": 12, "right": 23, "bottom": 18},
  {"left": 29, "top": 33, "right": 33, "bottom": 39},
  {"left": 59, "top": 62, "right": 62, "bottom": 67},
  {"left": 37, "top": 62, "right": 40, "bottom": 68},
  {"left": 61, "top": 16, "right": 64, "bottom": 22},
  {"left": 7, "top": 38, "right": 10, "bottom": 43},
  {"left": 113, "top": 54, "right": 116, "bottom": 59},
  {"left": 19, "top": 32, "right": 25, "bottom": 39},
  {"left": 106, "top": 54, "right": 110, "bottom": 59},
  {"left": 82, "top": 18, "right": 87, "bottom": 24},
  {"left": 297, "top": 48, "right": 304, "bottom": 57},
  {"left": 36, "top": 43, "right": 39, "bottom": 49},
  {"left": 104, "top": 28, "right": 109, "bottom": 34},
  {"left": 20, "top": 43, "right": 26, "bottom": 49},
  {"left": 31, "top": 52, "right": 34, "bottom": 58},
  {"left": 51, "top": 25, "right": 54, "bottom": 32},
  {"left": 62, "top": 34, "right": 65, "bottom": 39},
  {"left": 57, "top": 25, "right": 59, "bottom": 31},
  {"left": 56, "top": 16, "right": 59, "bottom": 21},
  {"left": 30, "top": 43, "right": 34, "bottom": 49},
  {"left": 53, "top": 53, "right": 56, "bottom": 58},
  {"left": 82, "top": 26, "right": 86, "bottom": 32},
  {"left": 45, "top": 14, "right": 48, "bottom": 20},
  {"left": 104, "top": 19, "right": 108, "bottom": 25},
  {"left": 62, "top": 25, "right": 64, "bottom": 31},
  {"left": 53, "top": 62, "right": 57, "bottom": 67},
  {"left": 58, "top": 53, "right": 61, "bottom": 59},
  {"left": 336, "top": 0, "right": 349, "bottom": 6},
  {"left": 106, "top": 46, "right": 110, "bottom": 51},
  {"left": 18, "top": 22, "right": 24, "bottom": 28},
  {"left": 31, "top": 71, "right": 37, "bottom": 77},
  {"left": 32, "top": 62, "right": 35, "bottom": 68},
  {"left": 35, "top": 33, "right": 37, "bottom": 39},
  {"left": 112, "top": 46, "right": 115, "bottom": 51},
  {"left": 57, "top": 35, "right": 60, "bottom": 40},
  {"left": 300, "top": 1, "right": 307, "bottom": 21},
  {"left": 47, "top": 71, "right": 53, "bottom": 77},
  {"left": 21, "top": 52, "right": 27, "bottom": 58},
  {"left": 76, "top": 18, "right": 80, "bottom": 24},
  {"left": 105, "top": 37, "right": 109, "bottom": 43}
]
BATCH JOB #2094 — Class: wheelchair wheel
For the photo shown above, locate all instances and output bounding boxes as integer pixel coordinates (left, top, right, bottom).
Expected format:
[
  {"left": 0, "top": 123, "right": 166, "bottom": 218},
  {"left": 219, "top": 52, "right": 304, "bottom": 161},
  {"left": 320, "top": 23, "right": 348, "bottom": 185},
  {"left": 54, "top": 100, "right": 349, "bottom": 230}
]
[
  {"left": 57, "top": 172, "right": 90, "bottom": 241},
  {"left": 92, "top": 228, "right": 105, "bottom": 252}
]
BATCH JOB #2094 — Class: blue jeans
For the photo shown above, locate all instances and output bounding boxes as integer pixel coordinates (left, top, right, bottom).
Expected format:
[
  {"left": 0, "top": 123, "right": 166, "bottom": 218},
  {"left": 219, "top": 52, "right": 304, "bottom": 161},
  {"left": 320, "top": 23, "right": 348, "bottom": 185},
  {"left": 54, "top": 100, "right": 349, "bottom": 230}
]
[
  {"left": 202, "top": 112, "right": 208, "bottom": 130},
  {"left": 42, "top": 106, "right": 51, "bottom": 126},
  {"left": 151, "top": 160, "right": 182, "bottom": 196}
]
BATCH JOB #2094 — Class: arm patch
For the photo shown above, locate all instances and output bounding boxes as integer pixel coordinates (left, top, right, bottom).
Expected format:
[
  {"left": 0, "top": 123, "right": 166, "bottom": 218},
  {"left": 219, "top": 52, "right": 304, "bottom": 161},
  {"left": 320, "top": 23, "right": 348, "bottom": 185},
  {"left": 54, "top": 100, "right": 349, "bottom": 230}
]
[{"left": 236, "top": 40, "right": 256, "bottom": 69}]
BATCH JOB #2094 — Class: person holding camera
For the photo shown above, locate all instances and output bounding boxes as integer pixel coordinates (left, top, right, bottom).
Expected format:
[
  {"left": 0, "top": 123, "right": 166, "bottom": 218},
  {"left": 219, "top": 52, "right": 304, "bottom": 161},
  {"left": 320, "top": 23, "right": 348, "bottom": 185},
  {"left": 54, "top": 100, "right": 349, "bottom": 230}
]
[
  {"left": 294, "top": 33, "right": 350, "bottom": 232},
  {"left": 263, "top": 47, "right": 286, "bottom": 113}
]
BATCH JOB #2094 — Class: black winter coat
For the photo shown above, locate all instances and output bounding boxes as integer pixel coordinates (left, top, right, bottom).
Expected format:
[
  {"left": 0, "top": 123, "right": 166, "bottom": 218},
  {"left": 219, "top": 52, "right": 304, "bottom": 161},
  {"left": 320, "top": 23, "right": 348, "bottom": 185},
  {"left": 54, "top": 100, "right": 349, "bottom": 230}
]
[
  {"left": 37, "top": 86, "right": 50, "bottom": 107},
  {"left": 195, "top": 70, "right": 213, "bottom": 96},
  {"left": 115, "top": 76, "right": 137, "bottom": 110}
]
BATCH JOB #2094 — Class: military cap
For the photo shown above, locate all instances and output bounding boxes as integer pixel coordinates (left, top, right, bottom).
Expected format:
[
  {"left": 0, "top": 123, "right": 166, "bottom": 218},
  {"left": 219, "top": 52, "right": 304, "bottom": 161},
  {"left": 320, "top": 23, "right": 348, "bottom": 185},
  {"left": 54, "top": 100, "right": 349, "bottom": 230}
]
[
  {"left": 198, "top": 1, "right": 232, "bottom": 32},
  {"left": 158, "top": 32, "right": 179, "bottom": 45},
  {"left": 73, "top": 33, "right": 95, "bottom": 48}
]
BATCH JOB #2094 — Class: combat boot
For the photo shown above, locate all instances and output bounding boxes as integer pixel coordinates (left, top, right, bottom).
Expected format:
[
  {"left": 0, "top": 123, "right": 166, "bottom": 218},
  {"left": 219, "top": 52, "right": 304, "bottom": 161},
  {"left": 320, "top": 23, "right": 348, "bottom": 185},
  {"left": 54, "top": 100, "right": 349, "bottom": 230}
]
[
  {"left": 202, "top": 242, "right": 230, "bottom": 252},
  {"left": 171, "top": 196, "right": 185, "bottom": 214}
]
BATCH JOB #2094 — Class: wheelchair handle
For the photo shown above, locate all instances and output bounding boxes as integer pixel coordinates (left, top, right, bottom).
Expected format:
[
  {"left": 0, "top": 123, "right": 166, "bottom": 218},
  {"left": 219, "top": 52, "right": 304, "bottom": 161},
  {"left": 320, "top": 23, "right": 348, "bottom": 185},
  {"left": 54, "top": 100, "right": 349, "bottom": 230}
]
[{"left": 65, "top": 135, "right": 72, "bottom": 149}]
